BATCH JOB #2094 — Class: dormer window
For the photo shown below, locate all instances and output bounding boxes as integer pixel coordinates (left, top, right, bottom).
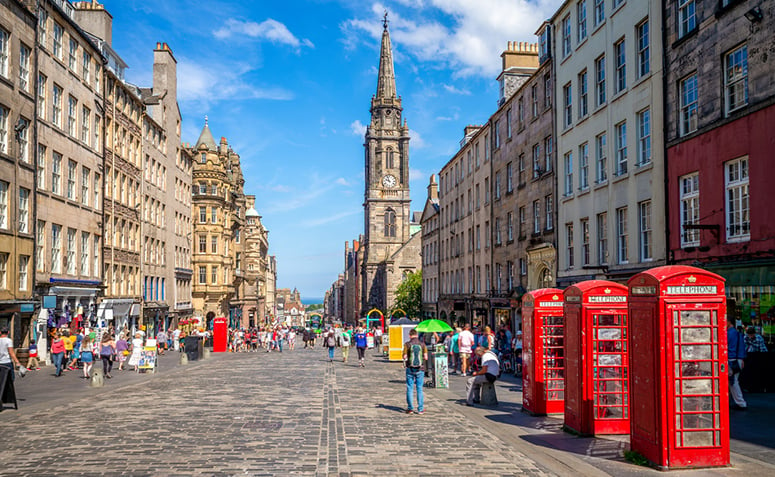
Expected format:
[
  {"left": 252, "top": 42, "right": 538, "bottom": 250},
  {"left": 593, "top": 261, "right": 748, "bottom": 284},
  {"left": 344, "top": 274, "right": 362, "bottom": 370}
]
[{"left": 200, "top": 153, "right": 206, "bottom": 164}]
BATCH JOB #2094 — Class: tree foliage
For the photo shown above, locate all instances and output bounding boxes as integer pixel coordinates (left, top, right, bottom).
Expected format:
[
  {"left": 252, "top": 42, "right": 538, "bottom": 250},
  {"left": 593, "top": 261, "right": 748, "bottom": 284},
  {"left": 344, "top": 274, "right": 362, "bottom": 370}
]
[
  {"left": 306, "top": 303, "right": 324, "bottom": 311},
  {"left": 393, "top": 270, "right": 422, "bottom": 319}
]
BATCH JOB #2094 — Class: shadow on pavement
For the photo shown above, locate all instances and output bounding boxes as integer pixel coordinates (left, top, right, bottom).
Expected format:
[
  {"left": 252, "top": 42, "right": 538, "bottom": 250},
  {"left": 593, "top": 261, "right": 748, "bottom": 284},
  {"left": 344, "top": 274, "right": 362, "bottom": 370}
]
[{"left": 375, "top": 403, "right": 408, "bottom": 413}]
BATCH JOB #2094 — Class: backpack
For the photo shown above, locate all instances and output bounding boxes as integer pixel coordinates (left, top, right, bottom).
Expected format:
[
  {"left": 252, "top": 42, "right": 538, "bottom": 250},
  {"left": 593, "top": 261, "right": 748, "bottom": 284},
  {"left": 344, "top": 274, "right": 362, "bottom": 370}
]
[
  {"left": 340, "top": 333, "right": 350, "bottom": 346},
  {"left": 326, "top": 333, "right": 336, "bottom": 347},
  {"left": 407, "top": 340, "right": 424, "bottom": 368}
]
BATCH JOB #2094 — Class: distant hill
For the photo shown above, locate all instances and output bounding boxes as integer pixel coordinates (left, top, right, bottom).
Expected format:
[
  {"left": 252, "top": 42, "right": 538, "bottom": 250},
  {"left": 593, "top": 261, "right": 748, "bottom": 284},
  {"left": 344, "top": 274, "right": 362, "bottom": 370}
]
[{"left": 302, "top": 298, "right": 324, "bottom": 306}]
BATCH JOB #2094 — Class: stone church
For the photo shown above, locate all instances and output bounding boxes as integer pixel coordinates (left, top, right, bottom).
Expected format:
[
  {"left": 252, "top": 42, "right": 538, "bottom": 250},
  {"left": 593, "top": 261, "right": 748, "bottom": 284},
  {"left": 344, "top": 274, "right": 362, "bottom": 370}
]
[{"left": 360, "top": 16, "right": 421, "bottom": 315}]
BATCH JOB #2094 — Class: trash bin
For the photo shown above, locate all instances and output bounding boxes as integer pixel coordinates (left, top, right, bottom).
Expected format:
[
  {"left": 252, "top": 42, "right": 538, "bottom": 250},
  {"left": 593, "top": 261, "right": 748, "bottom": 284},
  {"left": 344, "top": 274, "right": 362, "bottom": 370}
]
[{"left": 184, "top": 336, "right": 200, "bottom": 361}]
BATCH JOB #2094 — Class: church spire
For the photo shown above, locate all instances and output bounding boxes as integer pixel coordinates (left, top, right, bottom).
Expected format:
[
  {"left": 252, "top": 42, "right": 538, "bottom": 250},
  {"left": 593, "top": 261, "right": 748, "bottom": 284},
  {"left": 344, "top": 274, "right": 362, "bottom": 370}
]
[{"left": 375, "top": 12, "right": 397, "bottom": 100}]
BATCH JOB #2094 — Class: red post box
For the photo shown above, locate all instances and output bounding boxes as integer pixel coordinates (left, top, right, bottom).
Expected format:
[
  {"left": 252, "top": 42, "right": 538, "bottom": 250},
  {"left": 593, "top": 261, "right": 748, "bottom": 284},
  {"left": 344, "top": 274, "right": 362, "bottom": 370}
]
[
  {"left": 522, "top": 288, "right": 565, "bottom": 415},
  {"left": 627, "top": 266, "right": 728, "bottom": 469},
  {"left": 564, "top": 280, "right": 629, "bottom": 436},
  {"left": 212, "top": 317, "right": 228, "bottom": 353}
]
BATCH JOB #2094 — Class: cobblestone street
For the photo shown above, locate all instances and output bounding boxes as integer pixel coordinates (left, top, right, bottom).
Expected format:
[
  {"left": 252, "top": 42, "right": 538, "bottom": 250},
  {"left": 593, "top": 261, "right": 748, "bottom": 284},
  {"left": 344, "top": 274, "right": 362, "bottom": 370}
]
[{"left": 2, "top": 347, "right": 774, "bottom": 476}]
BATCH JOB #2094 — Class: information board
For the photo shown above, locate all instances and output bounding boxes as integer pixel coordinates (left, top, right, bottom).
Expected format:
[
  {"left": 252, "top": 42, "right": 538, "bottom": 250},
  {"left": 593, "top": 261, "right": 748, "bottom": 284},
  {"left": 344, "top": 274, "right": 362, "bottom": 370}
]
[{"left": 139, "top": 346, "right": 157, "bottom": 371}]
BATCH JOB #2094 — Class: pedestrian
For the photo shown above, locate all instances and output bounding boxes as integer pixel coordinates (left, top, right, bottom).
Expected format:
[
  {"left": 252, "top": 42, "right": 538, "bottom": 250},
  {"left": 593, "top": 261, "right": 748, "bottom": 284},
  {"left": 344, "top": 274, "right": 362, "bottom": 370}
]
[
  {"left": 354, "top": 327, "right": 368, "bottom": 367},
  {"left": 402, "top": 328, "right": 428, "bottom": 414},
  {"left": 26, "top": 342, "right": 41, "bottom": 371},
  {"left": 99, "top": 333, "right": 116, "bottom": 379},
  {"left": 115, "top": 333, "right": 130, "bottom": 371},
  {"left": 50, "top": 331, "right": 66, "bottom": 377},
  {"left": 80, "top": 335, "right": 94, "bottom": 378},
  {"left": 67, "top": 330, "right": 82, "bottom": 371},
  {"left": 0, "top": 327, "right": 22, "bottom": 382},
  {"left": 62, "top": 330, "right": 74, "bottom": 371},
  {"left": 466, "top": 346, "right": 500, "bottom": 406},
  {"left": 157, "top": 329, "right": 167, "bottom": 355},
  {"left": 374, "top": 326, "right": 383, "bottom": 354},
  {"left": 288, "top": 328, "right": 296, "bottom": 350},
  {"left": 172, "top": 327, "right": 181, "bottom": 352},
  {"left": 128, "top": 332, "right": 143, "bottom": 372},
  {"left": 339, "top": 327, "right": 351, "bottom": 363},
  {"left": 325, "top": 328, "right": 337, "bottom": 362},
  {"left": 727, "top": 319, "right": 747, "bottom": 410},
  {"left": 745, "top": 326, "right": 768, "bottom": 353},
  {"left": 458, "top": 323, "right": 474, "bottom": 376}
]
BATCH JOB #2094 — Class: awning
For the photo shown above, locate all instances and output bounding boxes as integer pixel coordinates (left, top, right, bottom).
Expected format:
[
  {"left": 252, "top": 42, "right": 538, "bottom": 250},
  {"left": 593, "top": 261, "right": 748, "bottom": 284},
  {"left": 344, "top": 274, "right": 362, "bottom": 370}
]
[{"left": 97, "top": 299, "right": 134, "bottom": 319}]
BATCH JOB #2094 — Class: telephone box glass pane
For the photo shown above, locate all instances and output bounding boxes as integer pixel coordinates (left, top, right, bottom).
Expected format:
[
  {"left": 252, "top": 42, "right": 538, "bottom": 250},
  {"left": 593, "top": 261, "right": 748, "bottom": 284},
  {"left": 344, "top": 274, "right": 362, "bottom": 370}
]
[
  {"left": 683, "top": 431, "right": 714, "bottom": 447},
  {"left": 542, "top": 313, "right": 564, "bottom": 402},
  {"left": 683, "top": 396, "right": 713, "bottom": 411},
  {"left": 681, "top": 310, "right": 711, "bottom": 326},
  {"left": 592, "top": 313, "right": 628, "bottom": 421},
  {"left": 682, "top": 327, "right": 711, "bottom": 343},
  {"left": 681, "top": 345, "right": 712, "bottom": 360}
]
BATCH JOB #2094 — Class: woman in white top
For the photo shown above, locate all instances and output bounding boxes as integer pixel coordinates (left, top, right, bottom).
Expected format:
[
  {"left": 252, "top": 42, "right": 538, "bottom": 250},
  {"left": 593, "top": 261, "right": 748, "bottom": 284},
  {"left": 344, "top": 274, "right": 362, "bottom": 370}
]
[{"left": 127, "top": 332, "right": 144, "bottom": 372}]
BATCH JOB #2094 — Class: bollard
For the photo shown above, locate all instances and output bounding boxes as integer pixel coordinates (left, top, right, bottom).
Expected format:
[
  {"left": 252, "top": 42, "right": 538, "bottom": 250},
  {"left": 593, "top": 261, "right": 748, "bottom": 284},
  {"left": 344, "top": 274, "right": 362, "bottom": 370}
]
[
  {"left": 203, "top": 347, "right": 211, "bottom": 359},
  {"left": 480, "top": 382, "right": 498, "bottom": 406},
  {"left": 179, "top": 352, "right": 188, "bottom": 365},
  {"left": 90, "top": 369, "right": 104, "bottom": 388}
]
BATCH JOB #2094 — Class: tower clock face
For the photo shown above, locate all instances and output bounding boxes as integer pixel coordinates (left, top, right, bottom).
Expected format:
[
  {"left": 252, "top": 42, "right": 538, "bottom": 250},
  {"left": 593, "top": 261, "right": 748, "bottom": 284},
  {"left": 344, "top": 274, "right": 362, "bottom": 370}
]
[{"left": 382, "top": 174, "right": 397, "bottom": 188}]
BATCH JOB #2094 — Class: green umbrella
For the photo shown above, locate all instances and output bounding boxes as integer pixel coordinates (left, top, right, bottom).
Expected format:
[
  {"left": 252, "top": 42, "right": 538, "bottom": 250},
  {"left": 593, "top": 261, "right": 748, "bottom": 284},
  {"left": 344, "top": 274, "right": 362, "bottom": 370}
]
[{"left": 415, "top": 319, "right": 453, "bottom": 333}]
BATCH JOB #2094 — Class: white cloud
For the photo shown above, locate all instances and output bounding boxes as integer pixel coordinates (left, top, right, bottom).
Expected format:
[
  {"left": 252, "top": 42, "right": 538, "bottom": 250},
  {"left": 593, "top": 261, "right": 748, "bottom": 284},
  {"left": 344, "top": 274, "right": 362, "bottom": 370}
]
[
  {"left": 177, "top": 57, "right": 294, "bottom": 103},
  {"left": 350, "top": 120, "right": 367, "bottom": 136},
  {"left": 214, "top": 18, "right": 314, "bottom": 51},
  {"left": 409, "top": 128, "right": 426, "bottom": 148},
  {"left": 409, "top": 168, "right": 426, "bottom": 181},
  {"left": 342, "top": 1, "right": 560, "bottom": 78},
  {"left": 442, "top": 83, "right": 471, "bottom": 95},
  {"left": 302, "top": 209, "right": 361, "bottom": 228},
  {"left": 335, "top": 177, "right": 350, "bottom": 186}
]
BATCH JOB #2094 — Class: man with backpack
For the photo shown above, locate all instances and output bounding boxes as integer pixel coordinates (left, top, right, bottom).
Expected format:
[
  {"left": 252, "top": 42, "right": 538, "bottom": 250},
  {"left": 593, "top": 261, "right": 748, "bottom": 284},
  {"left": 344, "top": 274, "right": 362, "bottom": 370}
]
[
  {"left": 402, "top": 328, "right": 428, "bottom": 414},
  {"left": 466, "top": 345, "right": 500, "bottom": 406}
]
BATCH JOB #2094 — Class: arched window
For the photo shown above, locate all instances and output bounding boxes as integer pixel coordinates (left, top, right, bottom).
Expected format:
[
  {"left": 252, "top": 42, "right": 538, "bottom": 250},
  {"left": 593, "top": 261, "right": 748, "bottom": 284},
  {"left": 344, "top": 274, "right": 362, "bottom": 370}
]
[
  {"left": 386, "top": 148, "right": 395, "bottom": 169},
  {"left": 384, "top": 209, "right": 396, "bottom": 237}
]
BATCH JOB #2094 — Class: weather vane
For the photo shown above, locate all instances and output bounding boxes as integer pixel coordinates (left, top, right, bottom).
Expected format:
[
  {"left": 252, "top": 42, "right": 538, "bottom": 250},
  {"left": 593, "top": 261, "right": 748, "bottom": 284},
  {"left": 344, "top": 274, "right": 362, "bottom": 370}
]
[{"left": 383, "top": 10, "right": 389, "bottom": 29}]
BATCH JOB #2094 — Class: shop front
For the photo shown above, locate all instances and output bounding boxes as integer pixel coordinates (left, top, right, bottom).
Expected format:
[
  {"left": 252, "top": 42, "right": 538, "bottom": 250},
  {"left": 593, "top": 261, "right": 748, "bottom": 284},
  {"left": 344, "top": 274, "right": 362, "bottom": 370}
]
[
  {"left": 143, "top": 303, "right": 170, "bottom": 336},
  {"left": 97, "top": 299, "right": 140, "bottom": 332}
]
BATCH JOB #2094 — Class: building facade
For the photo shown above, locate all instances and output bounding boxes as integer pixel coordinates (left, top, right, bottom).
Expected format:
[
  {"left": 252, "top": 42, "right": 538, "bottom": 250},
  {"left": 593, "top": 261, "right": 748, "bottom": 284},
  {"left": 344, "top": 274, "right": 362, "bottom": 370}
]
[
  {"left": 360, "top": 17, "right": 420, "bottom": 315},
  {"left": 419, "top": 176, "right": 439, "bottom": 319},
  {"left": 190, "top": 121, "right": 245, "bottom": 328},
  {"left": 665, "top": 0, "right": 775, "bottom": 324},
  {"left": 489, "top": 41, "right": 542, "bottom": 331},
  {"left": 554, "top": 0, "right": 666, "bottom": 287},
  {"left": 233, "top": 195, "right": 268, "bottom": 329},
  {"left": 0, "top": 0, "right": 36, "bottom": 347}
]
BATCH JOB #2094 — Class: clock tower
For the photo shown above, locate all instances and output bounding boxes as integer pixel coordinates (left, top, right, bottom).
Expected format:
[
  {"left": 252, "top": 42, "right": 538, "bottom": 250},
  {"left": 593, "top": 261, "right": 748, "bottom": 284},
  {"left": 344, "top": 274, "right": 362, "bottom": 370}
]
[{"left": 361, "top": 14, "right": 412, "bottom": 313}]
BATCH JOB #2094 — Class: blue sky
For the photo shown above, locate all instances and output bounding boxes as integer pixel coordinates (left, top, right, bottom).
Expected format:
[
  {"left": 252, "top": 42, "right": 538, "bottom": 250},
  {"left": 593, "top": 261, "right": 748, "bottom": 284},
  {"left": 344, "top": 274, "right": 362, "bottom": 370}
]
[{"left": 102, "top": 0, "right": 562, "bottom": 300}]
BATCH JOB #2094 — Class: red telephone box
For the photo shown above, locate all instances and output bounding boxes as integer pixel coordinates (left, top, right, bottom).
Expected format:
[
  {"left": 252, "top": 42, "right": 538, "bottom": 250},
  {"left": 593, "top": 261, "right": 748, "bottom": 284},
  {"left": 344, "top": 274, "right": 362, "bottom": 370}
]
[
  {"left": 628, "top": 266, "right": 729, "bottom": 469},
  {"left": 564, "top": 280, "right": 629, "bottom": 436},
  {"left": 212, "top": 317, "right": 228, "bottom": 352},
  {"left": 522, "top": 288, "right": 565, "bottom": 415}
]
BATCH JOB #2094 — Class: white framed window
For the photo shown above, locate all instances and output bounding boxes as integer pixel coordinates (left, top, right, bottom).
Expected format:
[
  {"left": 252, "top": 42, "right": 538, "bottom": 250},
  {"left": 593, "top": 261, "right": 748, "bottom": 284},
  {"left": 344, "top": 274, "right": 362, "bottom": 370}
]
[
  {"left": 494, "top": 120, "right": 500, "bottom": 149},
  {"left": 577, "top": 1, "right": 587, "bottom": 42},
  {"left": 680, "top": 74, "right": 698, "bottom": 136},
  {"left": 52, "top": 152, "right": 62, "bottom": 195},
  {"left": 36, "top": 220, "right": 45, "bottom": 271},
  {"left": 594, "top": 0, "right": 605, "bottom": 26},
  {"left": 38, "top": 8, "right": 47, "bottom": 46},
  {"left": 597, "top": 212, "right": 608, "bottom": 264},
  {"left": 37, "top": 145, "right": 46, "bottom": 190},
  {"left": 725, "top": 157, "right": 749, "bottom": 242},
  {"left": 616, "top": 207, "right": 628, "bottom": 264},
  {"left": 495, "top": 218, "right": 502, "bottom": 245},
  {"left": 51, "top": 224, "right": 62, "bottom": 274},
  {"left": 81, "top": 166, "right": 90, "bottom": 206},
  {"left": 519, "top": 258, "right": 527, "bottom": 276},
  {"left": 678, "top": 0, "right": 696, "bottom": 38},
  {"left": 0, "top": 181, "right": 7, "bottom": 229},
  {"left": 545, "top": 195, "right": 553, "bottom": 231},
  {"left": 20, "top": 44, "right": 31, "bottom": 92},
  {"left": 0, "top": 28, "right": 8, "bottom": 78},
  {"left": 211, "top": 207, "right": 217, "bottom": 224},
  {"left": 563, "top": 83, "right": 572, "bottom": 128},
  {"left": 507, "top": 212, "right": 514, "bottom": 241},
  {"left": 18, "top": 117, "right": 29, "bottom": 163},
  {"left": 596, "top": 133, "right": 607, "bottom": 183},
  {"left": 67, "top": 159, "right": 77, "bottom": 200},
  {"left": 495, "top": 172, "right": 501, "bottom": 199},
  {"left": 614, "top": 38, "right": 626, "bottom": 93},
  {"left": 53, "top": 23, "right": 64, "bottom": 60},
  {"left": 82, "top": 52, "right": 91, "bottom": 82},
  {"left": 93, "top": 237, "right": 100, "bottom": 277},
  {"left": 93, "top": 173, "right": 100, "bottom": 208},
  {"left": 637, "top": 108, "right": 651, "bottom": 165},
  {"left": 578, "top": 70, "right": 588, "bottom": 118},
  {"left": 564, "top": 151, "right": 574, "bottom": 196},
  {"left": 506, "top": 162, "right": 513, "bottom": 193},
  {"left": 68, "top": 38, "right": 77, "bottom": 70},
  {"left": 18, "top": 188, "right": 29, "bottom": 233},
  {"left": 0, "top": 106, "right": 7, "bottom": 154},
  {"left": 532, "top": 144, "right": 541, "bottom": 178},
  {"left": 680, "top": 173, "right": 700, "bottom": 247},
  {"left": 518, "top": 154, "right": 526, "bottom": 185},
  {"left": 80, "top": 232, "right": 90, "bottom": 276},
  {"left": 579, "top": 142, "right": 589, "bottom": 189},
  {"left": 566, "top": 223, "right": 575, "bottom": 269},
  {"left": 725, "top": 44, "right": 748, "bottom": 114},
  {"left": 562, "top": 15, "right": 572, "bottom": 57},
  {"left": 595, "top": 55, "right": 606, "bottom": 106},
  {"left": 518, "top": 207, "right": 526, "bottom": 237},
  {"left": 18, "top": 255, "right": 28, "bottom": 291},
  {"left": 637, "top": 20, "right": 649, "bottom": 78},
  {"left": 533, "top": 200, "right": 541, "bottom": 234},
  {"left": 52, "top": 85, "right": 63, "bottom": 128},
  {"left": 199, "top": 266, "right": 206, "bottom": 284},
  {"left": 93, "top": 115, "right": 101, "bottom": 151},
  {"left": 615, "top": 121, "right": 627, "bottom": 175},
  {"left": 68, "top": 96, "right": 77, "bottom": 137},
  {"left": 506, "top": 108, "right": 512, "bottom": 138},
  {"left": 581, "top": 218, "right": 590, "bottom": 266},
  {"left": 211, "top": 266, "right": 218, "bottom": 285},
  {"left": 531, "top": 84, "right": 538, "bottom": 117},
  {"left": 544, "top": 135, "right": 553, "bottom": 172},
  {"left": 81, "top": 106, "right": 90, "bottom": 145},
  {"left": 639, "top": 200, "right": 652, "bottom": 261},
  {"left": 544, "top": 73, "right": 552, "bottom": 109},
  {"left": 38, "top": 74, "right": 46, "bottom": 118}
]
